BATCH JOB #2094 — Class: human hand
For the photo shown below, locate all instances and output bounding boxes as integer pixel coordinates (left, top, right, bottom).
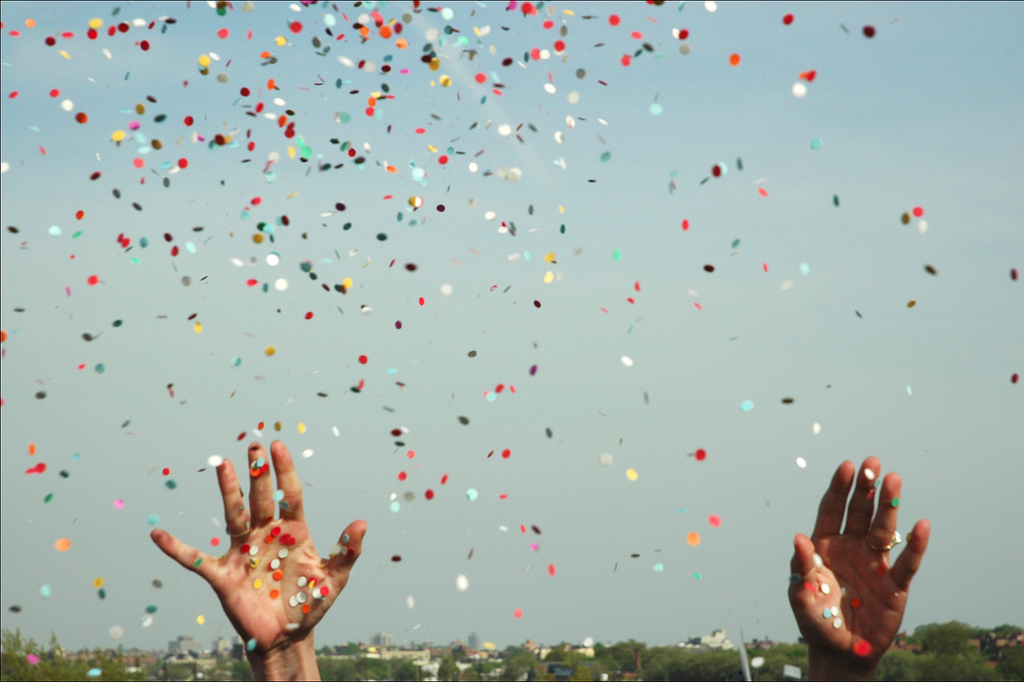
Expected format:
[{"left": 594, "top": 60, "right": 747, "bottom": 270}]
[
  {"left": 151, "top": 440, "right": 366, "bottom": 680},
  {"left": 788, "top": 458, "right": 930, "bottom": 681}
]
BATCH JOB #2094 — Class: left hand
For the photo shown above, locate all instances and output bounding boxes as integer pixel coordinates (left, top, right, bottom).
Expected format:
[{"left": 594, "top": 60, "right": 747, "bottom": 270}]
[{"left": 151, "top": 440, "right": 366, "bottom": 657}]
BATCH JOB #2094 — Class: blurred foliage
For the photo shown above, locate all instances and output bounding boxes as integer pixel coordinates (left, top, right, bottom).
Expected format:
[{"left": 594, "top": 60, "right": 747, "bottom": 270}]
[{"left": 1, "top": 630, "right": 144, "bottom": 681}]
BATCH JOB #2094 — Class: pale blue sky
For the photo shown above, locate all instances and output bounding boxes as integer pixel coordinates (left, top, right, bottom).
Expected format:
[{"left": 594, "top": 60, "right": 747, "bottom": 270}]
[{"left": 1, "top": 1, "right": 1022, "bottom": 652}]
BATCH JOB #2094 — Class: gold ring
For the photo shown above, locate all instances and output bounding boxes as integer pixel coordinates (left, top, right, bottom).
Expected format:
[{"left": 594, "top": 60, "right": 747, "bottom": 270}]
[
  {"left": 869, "top": 530, "right": 902, "bottom": 552},
  {"left": 226, "top": 522, "right": 251, "bottom": 538}
]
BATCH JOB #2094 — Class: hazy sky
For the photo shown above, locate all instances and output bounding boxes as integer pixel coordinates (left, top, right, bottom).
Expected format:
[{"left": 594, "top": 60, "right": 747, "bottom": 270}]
[{"left": 1, "top": 1, "right": 1022, "bottom": 654}]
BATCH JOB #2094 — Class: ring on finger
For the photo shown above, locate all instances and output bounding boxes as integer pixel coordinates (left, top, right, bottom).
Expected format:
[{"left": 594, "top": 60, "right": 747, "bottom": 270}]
[
  {"left": 226, "top": 521, "right": 251, "bottom": 538},
  {"left": 868, "top": 529, "right": 902, "bottom": 552}
]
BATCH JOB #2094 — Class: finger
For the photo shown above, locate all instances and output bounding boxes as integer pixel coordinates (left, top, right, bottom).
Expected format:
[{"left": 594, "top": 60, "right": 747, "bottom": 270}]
[
  {"left": 270, "top": 440, "right": 304, "bottom": 523},
  {"left": 326, "top": 520, "right": 367, "bottom": 583},
  {"left": 788, "top": 534, "right": 820, "bottom": 607},
  {"left": 891, "top": 519, "right": 930, "bottom": 590},
  {"left": 218, "top": 459, "right": 251, "bottom": 542},
  {"left": 842, "top": 457, "right": 881, "bottom": 538},
  {"left": 247, "top": 442, "right": 275, "bottom": 526},
  {"left": 811, "top": 460, "right": 856, "bottom": 539},
  {"left": 790, "top": 533, "right": 818, "bottom": 577},
  {"left": 151, "top": 528, "right": 218, "bottom": 583},
  {"left": 867, "top": 472, "right": 901, "bottom": 551}
]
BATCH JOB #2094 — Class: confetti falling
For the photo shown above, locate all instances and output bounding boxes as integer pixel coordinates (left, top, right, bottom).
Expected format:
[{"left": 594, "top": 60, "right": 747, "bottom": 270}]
[{"left": 0, "top": 1, "right": 1019, "bottom": 654}]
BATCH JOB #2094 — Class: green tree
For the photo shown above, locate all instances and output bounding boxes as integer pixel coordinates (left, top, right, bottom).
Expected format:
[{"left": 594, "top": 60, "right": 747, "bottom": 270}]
[
  {"left": 390, "top": 659, "right": 420, "bottom": 680},
  {"left": 318, "top": 656, "right": 356, "bottom": 681},
  {"left": 1, "top": 629, "right": 144, "bottom": 681},
  {"left": 996, "top": 646, "right": 1024, "bottom": 681},
  {"left": 874, "top": 648, "right": 921, "bottom": 681},
  {"left": 912, "top": 621, "right": 976, "bottom": 656},
  {"left": 501, "top": 651, "right": 538, "bottom": 680},
  {"left": 438, "top": 655, "right": 459, "bottom": 680}
]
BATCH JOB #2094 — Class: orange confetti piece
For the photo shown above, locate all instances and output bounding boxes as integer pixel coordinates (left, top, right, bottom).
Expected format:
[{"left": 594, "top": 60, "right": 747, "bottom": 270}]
[
  {"left": 729, "top": 53, "right": 741, "bottom": 66},
  {"left": 687, "top": 532, "right": 701, "bottom": 546},
  {"left": 55, "top": 538, "right": 71, "bottom": 552}
]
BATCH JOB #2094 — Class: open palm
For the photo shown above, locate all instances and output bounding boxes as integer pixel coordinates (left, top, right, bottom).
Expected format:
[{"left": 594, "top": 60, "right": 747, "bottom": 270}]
[
  {"left": 151, "top": 440, "right": 365, "bottom": 656},
  {"left": 789, "top": 458, "right": 929, "bottom": 676}
]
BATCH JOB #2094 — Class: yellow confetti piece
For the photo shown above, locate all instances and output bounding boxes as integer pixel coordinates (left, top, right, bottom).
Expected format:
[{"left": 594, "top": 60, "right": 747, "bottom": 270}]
[
  {"left": 92, "top": 577, "right": 104, "bottom": 588},
  {"left": 59, "top": 50, "right": 71, "bottom": 60},
  {"left": 197, "top": 615, "right": 205, "bottom": 625},
  {"left": 265, "top": 346, "right": 276, "bottom": 356},
  {"left": 275, "top": 35, "right": 287, "bottom": 46},
  {"left": 427, "top": 145, "right": 438, "bottom": 153},
  {"left": 286, "top": 192, "right": 298, "bottom": 199},
  {"left": 439, "top": 75, "right": 452, "bottom": 87},
  {"left": 253, "top": 579, "right": 263, "bottom": 590},
  {"left": 559, "top": 205, "right": 565, "bottom": 214},
  {"left": 287, "top": 146, "right": 296, "bottom": 159},
  {"left": 626, "top": 468, "right": 638, "bottom": 481},
  {"left": 111, "top": 130, "right": 125, "bottom": 142},
  {"left": 297, "top": 422, "right": 306, "bottom": 434},
  {"left": 543, "top": 271, "right": 554, "bottom": 284},
  {"left": 544, "top": 252, "right": 556, "bottom": 263},
  {"left": 88, "top": 18, "right": 103, "bottom": 29},
  {"left": 198, "top": 54, "right": 211, "bottom": 67},
  {"left": 194, "top": 322, "right": 203, "bottom": 334}
]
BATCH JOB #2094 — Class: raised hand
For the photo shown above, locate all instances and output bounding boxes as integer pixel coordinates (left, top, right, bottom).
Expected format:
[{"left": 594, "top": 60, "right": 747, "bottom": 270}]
[
  {"left": 788, "top": 458, "right": 930, "bottom": 680},
  {"left": 151, "top": 440, "right": 366, "bottom": 680}
]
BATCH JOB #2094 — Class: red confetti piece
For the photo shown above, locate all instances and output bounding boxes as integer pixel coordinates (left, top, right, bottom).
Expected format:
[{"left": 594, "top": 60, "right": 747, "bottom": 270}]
[
  {"left": 217, "top": 28, "right": 229, "bottom": 39},
  {"left": 863, "top": 25, "right": 876, "bottom": 38},
  {"left": 290, "top": 21, "right": 302, "bottom": 34},
  {"left": 548, "top": 564, "right": 556, "bottom": 576},
  {"left": 425, "top": 489, "right": 434, "bottom": 500},
  {"left": 783, "top": 13, "right": 794, "bottom": 25},
  {"left": 851, "top": 598, "right": 862, "bottom": 608},
  {"left": 620, "top": 55, "right": 631, "bottom": 67},
  {"left": 513, "top": 608, "right": 523, "bottom": 618},
  {"left": 854, "top": 640, "right": 872, "bottom": 657},
  {"left": 695, "top": 448, "right": 707, "bottom": 461},
  {"left": 26, "top": 463, "right": 47, "bottom": 474},
  {"left": 358, "top": 355, "right": 368, "bottom": 364},
  {"left": 912, "top": 206, "right": 924, "bottom": 217},
  {"left": 210, "top": 537, "right": 220, "bottom": 547},
  {"left": 681, "top": 219, "right": 690, "bottom": 230},
  {"left": 441, "top": 474, "right": 448, "bottom": 485},
  {"left": 398, "top": 472, "right": 407, "bottom": 481},
  {"left": 609, "top": 14, "right": 620, "bottom": 26},
  {"left": 501, "top": 449, "right": 511, "bottom": 459},
  {"left": 304, "top": 312, "right": 313, "bottom": 320},
  {"left": 162, "top": 468, "right": 170, "bottom": 476},
  {"left": 87, "top": 275, "right": 99, "bottom": 286}
]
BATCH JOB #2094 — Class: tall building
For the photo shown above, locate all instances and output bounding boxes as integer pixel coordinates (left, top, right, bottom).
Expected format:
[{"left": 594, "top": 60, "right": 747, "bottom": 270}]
[
  {"left": 370, "top": 631, "right": 395, "bottom": 648},
  {"left": 468, "top": 632, "right": 480, "bottom": 650},
  {"left": 168, "top": 635, "right": 206, "bottom": 655}
]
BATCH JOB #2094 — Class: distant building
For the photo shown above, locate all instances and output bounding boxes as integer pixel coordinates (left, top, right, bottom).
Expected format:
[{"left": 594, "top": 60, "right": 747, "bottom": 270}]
[
  {"left": 212, "top": 635, "right": 232, "bottom": 657},
  {"left": 370, "top": 631, "right": 395, "bottom": 648},
  {"left": 700, "top": 629, "right": 735, "bottom": 651},
  {"left": 468, "top": 632, "right": 480, "bottom": 650},
  {"left": 168, "top": 635, "right": 206, "bottom": 656}
]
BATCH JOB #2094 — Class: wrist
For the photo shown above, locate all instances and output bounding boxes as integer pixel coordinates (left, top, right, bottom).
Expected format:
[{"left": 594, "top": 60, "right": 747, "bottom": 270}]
[
  {"left": 247, "top": 634, "right": 320, "bottom": 681},
  {"left": 808, "top": 647, "right": 875, "bottom": 682}
]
